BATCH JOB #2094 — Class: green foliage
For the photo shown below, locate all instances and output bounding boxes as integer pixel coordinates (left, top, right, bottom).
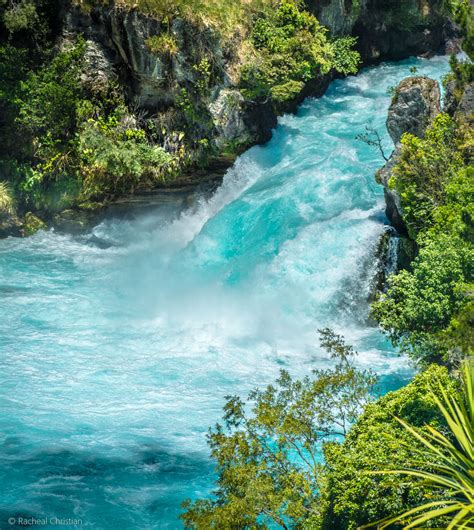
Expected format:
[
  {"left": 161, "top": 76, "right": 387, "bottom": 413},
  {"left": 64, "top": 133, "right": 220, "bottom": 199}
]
[
  {"left": 193, "top": 57, "right": 212, "bottom": 96},
  {"left": 181, "top": 330, "right": 377, "bottom": 529},
  {"left": 270, "top": 79, "right": 304, "bottom": 104},
  {"left": 14, "top": 38, "right": 87, "bottom": 148},
  {"left": 329, "top": 37, "right": 361, "bottom": 76},
  {"left": 2, "top": 0, "right": 38, "bottom": 33},
  {"left": 389, "top": 114, "right": 465, "bottom": 238},
  {"left": 447, "top": 0, "right": 474, "bottom": 60},
  {"left": 319, "top": 365, "right": 458, "bottom": 530},
  {"left": 240, "top": 0, "right": 360, "bottom": 107},
  {"left": 447, "top": 54, "right": 474, "bottom": 107},
  {"left": 372, "top": 234, "right": 473, "bottom": 363},
  {"left": 145, "top": 33, "right": 178, "bottom": 56},
  {"left": 363, "top": 360, "right": 473, "bottom": 529},
  {"left": 77, "top": 0, "right": 273, "bottom": 37},
  {"left": 0, "top": 16, "right": 181, "bottom": 214},
  {"left": 77, "top": 112, "right": 176, "bottom": 199},
  {"left": 373, "top": 112, "right": 473, "bottom": 365},
  {"left": 0, "top": 181, "right": 15, "bottom": 216}
]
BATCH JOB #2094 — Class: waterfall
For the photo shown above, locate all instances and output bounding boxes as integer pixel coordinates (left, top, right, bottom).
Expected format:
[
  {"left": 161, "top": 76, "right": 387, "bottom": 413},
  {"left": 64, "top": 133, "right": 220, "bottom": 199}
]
[{"left": 0, "top": 55, "right": 451, "bottom": 529}]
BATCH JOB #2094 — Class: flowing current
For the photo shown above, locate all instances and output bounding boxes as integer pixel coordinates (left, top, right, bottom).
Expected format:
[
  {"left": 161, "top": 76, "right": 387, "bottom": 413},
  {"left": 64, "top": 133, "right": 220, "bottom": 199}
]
[{"left": 0, "top": 56, "right": 450, "bottom": 529}]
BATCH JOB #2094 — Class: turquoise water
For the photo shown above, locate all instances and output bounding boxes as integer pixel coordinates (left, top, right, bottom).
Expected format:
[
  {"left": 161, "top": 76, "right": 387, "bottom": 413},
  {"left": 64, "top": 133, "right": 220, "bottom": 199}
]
[{"left": 0, "top": 56, "right": 451, "bottom": 529}]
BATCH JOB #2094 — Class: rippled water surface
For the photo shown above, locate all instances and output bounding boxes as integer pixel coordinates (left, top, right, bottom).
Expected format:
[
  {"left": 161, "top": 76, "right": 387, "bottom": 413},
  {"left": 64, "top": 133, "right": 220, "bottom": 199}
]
[{"left": 0, "top": 56, "right": 451, "bottom": 528}]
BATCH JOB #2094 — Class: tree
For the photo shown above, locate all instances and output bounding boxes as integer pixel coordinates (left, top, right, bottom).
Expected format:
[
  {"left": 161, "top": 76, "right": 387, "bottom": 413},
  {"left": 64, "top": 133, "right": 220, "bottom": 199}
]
[
  {"left": 356, "top": 125, "right": 389, "bottom": 162},
  {"left": 371, "top": 233, "right": 473, "bottom": 364},
  {"left": 371, "top": 113, "right": 473, "bottom": 366},
  {"left": 364, "top": 359, "right": 474, "bottom": 529},
  {"left": 181, "top": 330, "right": 377, "bottom": 529},
  {"left": 317, "top": 364, "right": 458, "bottom": 530}
]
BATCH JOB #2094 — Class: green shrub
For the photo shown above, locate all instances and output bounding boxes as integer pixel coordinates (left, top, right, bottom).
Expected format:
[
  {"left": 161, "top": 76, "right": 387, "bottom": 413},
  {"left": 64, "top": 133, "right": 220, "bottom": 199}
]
[
  {"left": 372, "top": 233, "right": 473, "bottom": 363},
  {"left": 145, "top": 33, "right": 178, "bottom": 56},
  {"left": 389, "top": 114, "right": 465, "bottom": 238},
  {"left": 318, "top": 365, "right": 457, "bottom": 530},
  {"left": 270, "top": 79, "right": 305, "bottom": 104},
  {"left": 14, "top": 37, "right": 87, "bottom": 148},
  {"left": 373, "top": 114, "right": 474, "bottom": 364},
  {"left": 2, "top": 0, "right": 38, "bottom": 33},
  {"left": 330, "top": 36, "right": 361, "bottom": 76},
  {"left": 240, "top": 0, "right": 360, "bottom": 107},
  {"left": 78, "top": 115, "right": 176, "bottom": 199}
]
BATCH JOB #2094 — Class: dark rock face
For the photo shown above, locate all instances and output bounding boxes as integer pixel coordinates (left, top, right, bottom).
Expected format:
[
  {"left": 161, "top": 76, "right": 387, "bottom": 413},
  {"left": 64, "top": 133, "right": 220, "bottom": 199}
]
[
  {"left": 61, "top": 0, "right": 454, "bottom": 170},
  {"left": 458, "top": 82, "right": 474, "bottom": 116},
  {"left": 62, "top": 4, "right": 276, "bottom": 155},
  {"left": 386, "top": 76, "right": 441, "bottom": 144},
  {"left": 377, "top": 76, "right": 441, "bottom": 233},
  {"left": 444, "top": 78, "right": 474, "bottom": 119},
  {"left": 310, "top": 0, "right": 456, "bottom": 62},
  {"left": 376, "top": 149, "right": 407, "bottom": 234}
]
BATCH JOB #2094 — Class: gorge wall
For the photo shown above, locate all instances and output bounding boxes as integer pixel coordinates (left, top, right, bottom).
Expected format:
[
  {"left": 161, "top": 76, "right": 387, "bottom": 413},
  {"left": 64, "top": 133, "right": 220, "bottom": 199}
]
[{"left": 63, "top": 0, "right": 456, "bottom": 174}]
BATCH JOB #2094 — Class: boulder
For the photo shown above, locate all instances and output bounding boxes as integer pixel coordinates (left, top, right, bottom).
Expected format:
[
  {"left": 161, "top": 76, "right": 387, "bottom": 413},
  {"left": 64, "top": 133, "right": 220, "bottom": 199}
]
[
  {"left": 22, "top": 212, "right": 47, "bottom": 237},
  {"left": 387, "top": 76, "right": 441, "bottom": 144},
  {"left": 52, "top": 209, "right": 100, "bottom": 234}
]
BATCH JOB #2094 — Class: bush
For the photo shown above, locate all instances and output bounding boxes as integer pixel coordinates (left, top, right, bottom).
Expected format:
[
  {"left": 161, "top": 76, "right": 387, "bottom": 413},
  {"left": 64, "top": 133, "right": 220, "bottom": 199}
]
[
  {"left": 2, "top": 0, "right": 38, "bottom": 33},
  {"left": 330, "top": 36, "right": 361, "bottom": 76},
  {"left": 270, "top": 79, "right": 304, "bottom": 104},
  {"left": 14, "top": 38, "right": 87, "bottom": 148},
  {"left": 389, "top": 114, "right": 465, "bottom": 238},
  {"left": 239, "top": 0, "right": 360, "bottom": 106},
  {"left": 318, "top": 365, "right": 457, "bottom": 530},
  {"left": 145, "top": 33, "right": 178, "bottom": 56},
  {"left": 78, "top": 115, "right": 176, "bottom": 199},
  {"left": 373, "top": 113, "right": 474, "bottom": 365},
  {"left": 372, "top": 234, "right": 473, "bottom": 363}
]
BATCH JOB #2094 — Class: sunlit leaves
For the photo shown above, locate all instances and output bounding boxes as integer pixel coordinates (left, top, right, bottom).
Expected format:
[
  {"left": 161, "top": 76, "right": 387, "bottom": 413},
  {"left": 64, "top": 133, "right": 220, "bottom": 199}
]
[{"left": 181, "top": 330, "right": 377, "bottom": 529}]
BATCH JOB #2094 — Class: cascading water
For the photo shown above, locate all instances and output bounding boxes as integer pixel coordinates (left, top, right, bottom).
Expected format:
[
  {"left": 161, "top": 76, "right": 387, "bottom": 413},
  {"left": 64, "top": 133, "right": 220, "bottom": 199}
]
[{"left": 0, "top": 56, "right": 451, "bottom": 529}]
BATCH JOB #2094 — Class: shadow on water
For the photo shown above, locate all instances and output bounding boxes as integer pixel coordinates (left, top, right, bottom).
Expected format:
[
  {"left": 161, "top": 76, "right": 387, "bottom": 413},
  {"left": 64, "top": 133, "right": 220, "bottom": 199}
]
[{"left": 0, "top": 438, "right": 213, "bottom": 529}]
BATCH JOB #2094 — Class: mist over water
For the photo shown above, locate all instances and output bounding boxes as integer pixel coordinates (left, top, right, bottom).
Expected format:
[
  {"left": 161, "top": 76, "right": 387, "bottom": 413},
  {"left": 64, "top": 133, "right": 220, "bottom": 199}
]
[{"left": 0, "top": 56, "right": 451, "bottom": 528}]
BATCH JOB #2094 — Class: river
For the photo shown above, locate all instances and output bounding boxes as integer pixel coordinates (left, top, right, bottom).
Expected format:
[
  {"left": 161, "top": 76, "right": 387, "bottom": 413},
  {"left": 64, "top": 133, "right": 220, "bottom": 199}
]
[{"left": 0, "top": 55, "right": 450, "bottom": 529}]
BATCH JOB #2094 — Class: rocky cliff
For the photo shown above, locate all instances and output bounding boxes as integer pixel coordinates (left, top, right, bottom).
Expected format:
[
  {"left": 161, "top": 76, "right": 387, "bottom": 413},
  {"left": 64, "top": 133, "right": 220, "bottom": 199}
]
[
  {"left": 312, "top": 0, "right": 456, "bottom": 62},
  {"left": 62, "top": 0, "right": 456, "bottom": 182}
]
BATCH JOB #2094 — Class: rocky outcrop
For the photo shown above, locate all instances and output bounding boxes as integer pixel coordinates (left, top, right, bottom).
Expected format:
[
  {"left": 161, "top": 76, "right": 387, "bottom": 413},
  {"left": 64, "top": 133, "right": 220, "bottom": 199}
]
[
  {"left": 22, "top": 212, "right": 47, "bottom": 236},
  {"left": 62, "top": 4, "right": 275, "bottom": 163},
  {"left": 376, "top": 153, "right": 407, "bottom": 234},
  {"left": 387, "top": 77, "right": 441, "bottom": 144},
  {"left": 446, "top": 79, "right": 474, "bottom": 116},
  {"left": 458, "top": 82, "right": 474, "bottom": 117},
  {"left": 209, "top": 89, "right": 254, "bottom": 150},
  {"left": 377, "top": 76, "right": 441, "bottom": 234}
]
